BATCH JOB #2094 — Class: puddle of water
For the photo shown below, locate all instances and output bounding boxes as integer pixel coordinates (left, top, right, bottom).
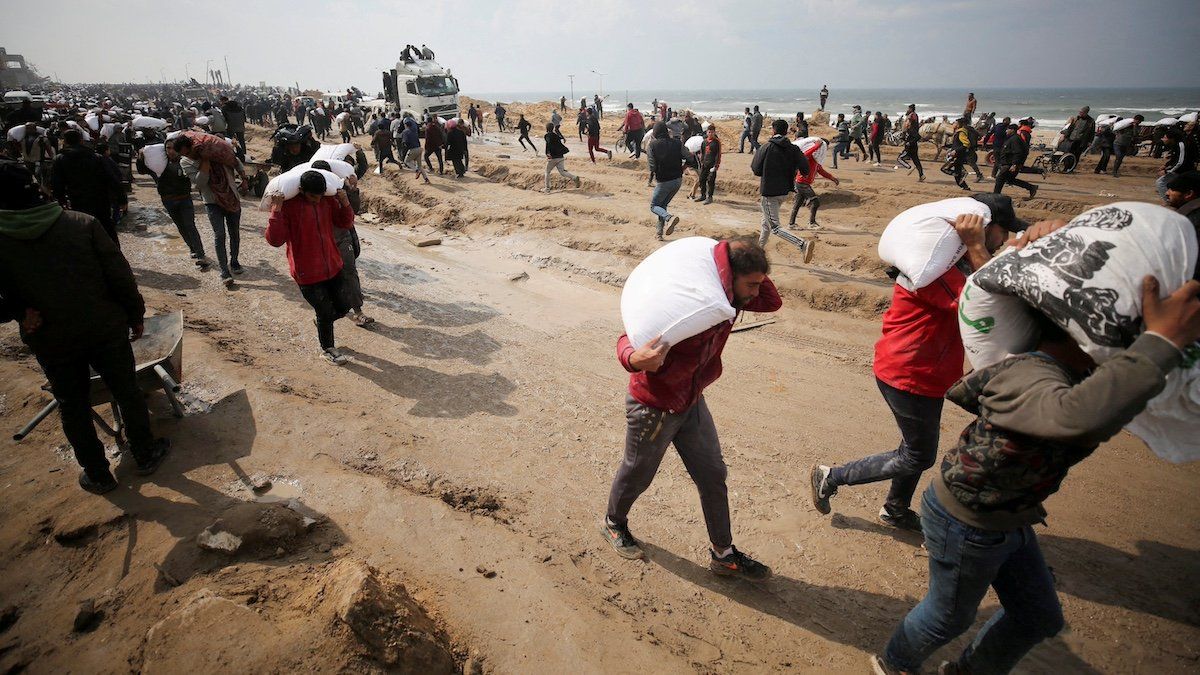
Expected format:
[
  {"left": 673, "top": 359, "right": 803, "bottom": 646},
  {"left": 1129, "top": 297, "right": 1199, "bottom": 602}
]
[{"left": 252, "top": 478, "right": 302, "bottom": 504}]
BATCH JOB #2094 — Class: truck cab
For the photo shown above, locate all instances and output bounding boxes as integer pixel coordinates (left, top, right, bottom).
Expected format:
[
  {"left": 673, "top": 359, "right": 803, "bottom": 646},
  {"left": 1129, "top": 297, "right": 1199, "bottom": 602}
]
[{"left": 382, "top": 58, "right": 459, "bottom": 120}]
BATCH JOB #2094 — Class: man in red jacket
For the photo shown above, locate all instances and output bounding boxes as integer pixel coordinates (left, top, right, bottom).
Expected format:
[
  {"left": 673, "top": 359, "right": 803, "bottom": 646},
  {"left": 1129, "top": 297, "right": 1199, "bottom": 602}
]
[
  {"left": 810, "top": 197, "right": 1049, "bottom": 532},
  {"left": 266, "top": 171, "right": 356, "bottom": 365},
  {"left": 602, "top": 236, "right": 781, "bottom": 581}
]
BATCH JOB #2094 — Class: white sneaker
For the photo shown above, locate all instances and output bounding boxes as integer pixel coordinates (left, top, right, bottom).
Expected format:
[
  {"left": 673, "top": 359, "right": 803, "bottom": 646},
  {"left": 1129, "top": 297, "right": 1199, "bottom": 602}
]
[{"left": 321, "top": 348, "right": 348, "bottom": 366}]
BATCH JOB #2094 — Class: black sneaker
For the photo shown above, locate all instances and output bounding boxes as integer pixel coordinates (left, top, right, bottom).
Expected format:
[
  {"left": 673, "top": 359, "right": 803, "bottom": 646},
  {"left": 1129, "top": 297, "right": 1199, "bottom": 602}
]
[
  {"left": 878, "top": 506, "right": 922, "bottom": 533},
  {"left": 810, "top": 464, "right": 836, "bottom": 515},
  {"left": 600, "top": 518, "right": 644, "bottom": 560},
  {"left": 78, "top": 469, "right": 119, "bottom": 495},
  {"left": 230, "top": 263, "right": 244, "bottom": 275},
  {"left": 1029, "top": 185, "right": 1039, "bottom": 199},
  {"left": 709, "top": 545, "right": 771, "bottom": 581},
  {"left": 133, "top": 438, "right": 171, "bottom": 476}
]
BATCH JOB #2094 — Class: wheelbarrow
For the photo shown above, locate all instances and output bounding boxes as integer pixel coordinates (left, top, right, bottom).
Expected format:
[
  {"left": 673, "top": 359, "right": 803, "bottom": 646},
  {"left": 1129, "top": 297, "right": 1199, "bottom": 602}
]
[{"left": 13, "top": 311, "right": 186, "bottom": 448}]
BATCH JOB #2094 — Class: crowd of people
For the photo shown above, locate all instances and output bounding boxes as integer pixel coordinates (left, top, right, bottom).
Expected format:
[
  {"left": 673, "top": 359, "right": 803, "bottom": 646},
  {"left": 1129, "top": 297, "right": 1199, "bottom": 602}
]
[{"left": 2, "top": 78, "right": 1199, "bottom": 675}]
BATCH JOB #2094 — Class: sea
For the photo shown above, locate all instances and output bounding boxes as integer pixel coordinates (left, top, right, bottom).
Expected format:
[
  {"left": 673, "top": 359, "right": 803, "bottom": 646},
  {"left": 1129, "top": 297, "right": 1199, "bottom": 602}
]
[{"left": 469, "top": 87, "right": 1200, "bottom": 128}]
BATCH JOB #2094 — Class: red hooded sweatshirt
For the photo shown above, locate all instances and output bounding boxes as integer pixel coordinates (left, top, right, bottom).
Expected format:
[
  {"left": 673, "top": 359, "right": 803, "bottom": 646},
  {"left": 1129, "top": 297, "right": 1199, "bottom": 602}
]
[
  {"left": 265, "top": 195, "right": 355, "bottom": 285},
  {"left": 615, "top": 240, "right": 782, "bottom": 413}
]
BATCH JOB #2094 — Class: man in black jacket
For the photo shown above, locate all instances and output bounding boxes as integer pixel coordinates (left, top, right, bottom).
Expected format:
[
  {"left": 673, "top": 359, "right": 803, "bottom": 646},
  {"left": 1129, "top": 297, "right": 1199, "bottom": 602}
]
[
  {"left": 220, "top": 95, "right": 248, "bottom": 162},
  {"left": 544, "top": 122, "right": 581, "bottom": 192},
  {"left": 751, "top": 119, "right": 814, "bottom": 262},
  {"left": 749, "top": 105, "right": 764, "bottom": 152},
  {"left": 646, "top": 122, "right": 691, "bottom": 240},
  {"left": 51, "top": 129, "right": 125, "bottom": 247},
  {"left": 0, "top": 163, "right": 170, "bottom": 495},
  {"left": 992, "top": 124, "right": 1038, "bottom": 199}
]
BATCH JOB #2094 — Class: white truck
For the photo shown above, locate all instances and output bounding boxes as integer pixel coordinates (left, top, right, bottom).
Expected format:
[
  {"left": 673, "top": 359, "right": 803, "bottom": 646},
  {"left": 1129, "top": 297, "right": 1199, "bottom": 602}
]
[{"left": 381, "top": 58, "right": 460, "bottom": 120}]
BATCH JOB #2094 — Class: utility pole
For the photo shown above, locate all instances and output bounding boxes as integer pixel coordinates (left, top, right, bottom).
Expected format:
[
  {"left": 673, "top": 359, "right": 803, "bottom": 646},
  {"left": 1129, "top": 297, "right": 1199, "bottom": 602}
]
[
  {"left": 224, "top": 55, "right": 231, "bottom": 87},
  {"left": 568, "top": 74, "right": 574, "bottom": 103},
  {"left": 205, "top": 59, "right": 212, "bottom": 87}
]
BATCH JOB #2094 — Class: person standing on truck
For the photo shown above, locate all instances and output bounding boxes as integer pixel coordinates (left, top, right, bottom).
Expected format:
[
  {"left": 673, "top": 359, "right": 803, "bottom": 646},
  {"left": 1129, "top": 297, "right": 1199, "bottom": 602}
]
[
  {"left": 600, "top": 235, "right": 781, "bottom": 582},
  {"left": 585, "top": 107, "right": 612, "bottom": 163},
  {"left": 516, "top": 114, "right": 537, "bottom": 153}
]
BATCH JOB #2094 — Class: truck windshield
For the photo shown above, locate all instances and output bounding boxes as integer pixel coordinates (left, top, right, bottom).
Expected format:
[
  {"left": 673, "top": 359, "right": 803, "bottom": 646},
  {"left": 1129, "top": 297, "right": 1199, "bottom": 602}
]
[{"left": 415, "top": 76, "right": 458, "bottom": 97}]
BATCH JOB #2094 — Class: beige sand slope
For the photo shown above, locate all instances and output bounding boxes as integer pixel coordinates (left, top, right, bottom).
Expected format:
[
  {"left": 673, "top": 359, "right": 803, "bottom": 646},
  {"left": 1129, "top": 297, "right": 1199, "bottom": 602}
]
[{"left": 0, "top": 107, "right": 1195, "bottom": 673}]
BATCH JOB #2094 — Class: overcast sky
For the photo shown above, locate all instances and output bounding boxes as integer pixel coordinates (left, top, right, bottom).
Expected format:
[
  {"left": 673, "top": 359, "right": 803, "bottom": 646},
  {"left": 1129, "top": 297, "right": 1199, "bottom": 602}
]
[{"left": 5, "top": 0, "right": 1198, "bottom": 94}]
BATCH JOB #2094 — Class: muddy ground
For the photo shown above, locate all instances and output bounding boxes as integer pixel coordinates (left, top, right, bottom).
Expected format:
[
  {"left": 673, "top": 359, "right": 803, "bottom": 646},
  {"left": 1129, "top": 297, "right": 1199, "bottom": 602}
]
[{"left": 0, "top": 108, "right": 1196, "bottom": 674}]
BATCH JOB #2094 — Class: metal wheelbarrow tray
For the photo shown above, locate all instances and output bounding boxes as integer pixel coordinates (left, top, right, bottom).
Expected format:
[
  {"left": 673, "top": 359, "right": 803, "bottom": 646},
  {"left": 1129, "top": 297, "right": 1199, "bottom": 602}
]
[{"left": 13, "top": 311, "right": 186, "bottom": 446}]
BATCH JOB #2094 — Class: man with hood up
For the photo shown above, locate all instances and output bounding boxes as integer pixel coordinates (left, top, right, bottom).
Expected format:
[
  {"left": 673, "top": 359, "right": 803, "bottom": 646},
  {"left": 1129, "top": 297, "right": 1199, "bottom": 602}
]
[{"left": 0, "top": 163, "right": 170, "bottom": 495}]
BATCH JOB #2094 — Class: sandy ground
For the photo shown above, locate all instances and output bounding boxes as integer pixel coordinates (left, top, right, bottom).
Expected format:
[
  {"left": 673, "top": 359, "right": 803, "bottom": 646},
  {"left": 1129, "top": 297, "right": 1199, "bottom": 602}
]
[{"left": 0, "top": 104, "right": 1196, "bottom": 674}]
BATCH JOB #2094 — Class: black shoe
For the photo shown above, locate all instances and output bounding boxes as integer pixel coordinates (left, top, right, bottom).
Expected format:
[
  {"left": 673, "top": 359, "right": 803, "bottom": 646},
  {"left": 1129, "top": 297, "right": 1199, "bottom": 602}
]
[
  {"left": 79, "top": 469, "right": 118, "bottom": 495},
  {"left": 230, "top": 263, "right": 244, "bottom": 275},
  {"left": 703, "top": 198, "right": 713, "bottom": 205},
  {"left": 709, "top": 545, "right": 771, "bottom": 581},
  {"left": 878, "top": 506, "right": 922, "bottom": 533},
  {"left": 1029, "top": 185, "right": 1039, "bottom": 199},
  {"left": 600, "top": 518, "right": 644, "bottom": 560},
  {"left": 133, "top": 438, "right": 171, "bottom": 476},
  {"left": 810, "top": 464, "right": 835, "bottom": 515}
]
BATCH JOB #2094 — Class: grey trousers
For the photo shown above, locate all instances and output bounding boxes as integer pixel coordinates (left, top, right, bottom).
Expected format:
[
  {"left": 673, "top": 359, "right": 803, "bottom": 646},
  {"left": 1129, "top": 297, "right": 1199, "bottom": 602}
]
[
  {"left": 759, "top": 195, "right": 808, "bottom": 250},
  {"left": 606, "top": 395, "right": 732, "bottom": 549},
  {"left": 545, "top": 157, "right": 576, "bottom": 190}
]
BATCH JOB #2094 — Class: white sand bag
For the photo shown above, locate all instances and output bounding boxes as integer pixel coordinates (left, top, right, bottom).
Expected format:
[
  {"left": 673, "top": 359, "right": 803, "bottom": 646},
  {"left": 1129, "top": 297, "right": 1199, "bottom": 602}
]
[
  {"left": 958, "top": 272, "right": 1040, "bottom": 370},
  {"left": 1153, "top": 117, "right": 1178, "bottom": 127},
  {"left": 195, "top": 115, "right": 210, "bottom": 126},
  {"left": 100, "top": 122, "right": 123, "bottom": 139},
  {"left": 336, "top": 111, "right": 349, "bottom": 122},
  {"left": 620, "top": 237, "right": 736, "bottom": 350},
  {"left": 142, "top": 144, "right": 168, "bottom": 176},
  {"left": 1180, "top": 112, "right": 1197, "bottom": 124},
  {"left": 795, "top": 137, "right": 827, "bottom": 164},
  {"left": 684, "top": 135, "right": 704, "bottom": 153},
  {"left": 258, "top": 168, "right": 343, "bottom": 210},
  {"left": 132, "top": 116, "right": 169, "bottom": 130},
  {"left": 1112, "top": 118, "right": 1135, "bottom": 131},
  {"left": 879, "top": 197, "right": 992, "bottom": 289},
  {"left": 966, "top": 202, "right": 1199, "bottom": 462},
  {"left": 7, "top": 125, "right": 46, "bottom": 141},
  {"left": 286, "top": 159, "right": 356, "bottom": 179},
  {"left": 311, "top": 142, "right": 356, "bottom": 163},
  {"left": 85, "top": 114, "right": 100, "bottom": 130}
]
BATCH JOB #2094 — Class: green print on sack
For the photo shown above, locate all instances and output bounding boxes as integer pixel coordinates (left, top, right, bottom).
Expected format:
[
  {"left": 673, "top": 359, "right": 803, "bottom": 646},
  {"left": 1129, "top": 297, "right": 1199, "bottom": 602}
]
[{"left": 958, "top": 285, "right": 995, "bottom": 333}]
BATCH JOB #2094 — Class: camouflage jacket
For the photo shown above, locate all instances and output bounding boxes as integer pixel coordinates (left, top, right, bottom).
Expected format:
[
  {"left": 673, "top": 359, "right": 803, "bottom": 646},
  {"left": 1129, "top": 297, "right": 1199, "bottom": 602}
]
[{"left": 934, "top": 333, "right": 1180, "bottom": 531}]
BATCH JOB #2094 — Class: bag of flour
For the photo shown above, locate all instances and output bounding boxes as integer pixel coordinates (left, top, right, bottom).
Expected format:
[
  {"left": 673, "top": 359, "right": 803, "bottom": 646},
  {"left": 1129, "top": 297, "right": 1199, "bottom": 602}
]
[
  {"left": 287, "top": 158, "right": 356, "bottom": 179},
  {"left": 142, "top": 144, "right": 168, "bottom": 176},
  {"left": 879, "top": 197, "right": 992, "bottom": 289},
  {"left": 132, "top": 116, "right": 169, "bottom": 130},
  {"left": 684, "top": 135, "right": 703, "bottom": 153},
  {"left": 964, "top": 201, "right": 1198, "bottom": 462},
  {"left": 6, "top": 125, "right": 46, "bottom": 141},
  {"left": 311, "top": 143, "right": 356, "bottom": 163},
  {"left": 258, "top": 168, "right": 343, "bottom": 210},
  {"left": 621, "top": 237, "right": 735, "bottom": 349}
]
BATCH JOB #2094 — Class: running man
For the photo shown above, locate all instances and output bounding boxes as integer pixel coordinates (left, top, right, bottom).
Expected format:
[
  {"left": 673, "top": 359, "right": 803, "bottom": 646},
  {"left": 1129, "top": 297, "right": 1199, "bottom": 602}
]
[{"left": 585, "top": 108, "right": 612, "bottom": 163}]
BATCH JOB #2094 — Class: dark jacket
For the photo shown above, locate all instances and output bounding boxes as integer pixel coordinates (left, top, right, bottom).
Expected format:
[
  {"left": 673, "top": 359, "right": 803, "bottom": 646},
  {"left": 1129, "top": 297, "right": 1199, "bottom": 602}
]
[
  {"left": 751, "top": 135, "right": 808, "bottom": 197},
  {"left": 222, "top": 101, "right": 247, "bottom": 133},
  {"left": 936, "top": 333, "right": 1179, "bottom": 530},
  {"left": 545, "top": 132, "right": 569, "bottom": 159},
  {"left": 154, "top": 158, "right": 192, "bottom": 199},
  {"left": 445, "top": 127, "right": 467, "bottom": 160},
  {"left": 750, "top": 112, "right": 763, "bottom": 135},
  {"left": 647, "top": 135, "right": 688, "bottom": 182},
  {"left": 0, "top": 207, "right": 144, "bottom": 358},
  {"left": 424, "top": 122, "right": 444, "bottom": 150},
  {"left": 586, "top": 116, "right": 601, "bottom": 137},
  {"left": 51, "top": 145, "right": 121, "bottom": 210},
  {"left": 997, "top": 133, "right": 1029, "bottom": 168}
]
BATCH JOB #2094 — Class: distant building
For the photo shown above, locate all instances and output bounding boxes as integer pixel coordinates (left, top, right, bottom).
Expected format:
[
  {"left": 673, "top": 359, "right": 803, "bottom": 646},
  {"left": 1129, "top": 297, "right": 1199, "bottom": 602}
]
[{"left": 1, "top": 48, "right": 42, "bottom": 89}]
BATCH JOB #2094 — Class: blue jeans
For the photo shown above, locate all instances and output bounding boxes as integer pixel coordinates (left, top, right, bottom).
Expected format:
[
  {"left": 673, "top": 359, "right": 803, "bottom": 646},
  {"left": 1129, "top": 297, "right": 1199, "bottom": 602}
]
[
  {"left": 204, "top": 204, "right": 241, "bottom": 277},
  {"left": 829, "top": 378, "right": 943, "bottom": 514},
  {"left": 651, "top": 178, "right": 682, "bottom": 235},
  {"left": 739, "top": 129, "right": 751, "bottom": 152},
  {"left": 883, "top": 488, "right": 1064, "bottom": 674}
]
